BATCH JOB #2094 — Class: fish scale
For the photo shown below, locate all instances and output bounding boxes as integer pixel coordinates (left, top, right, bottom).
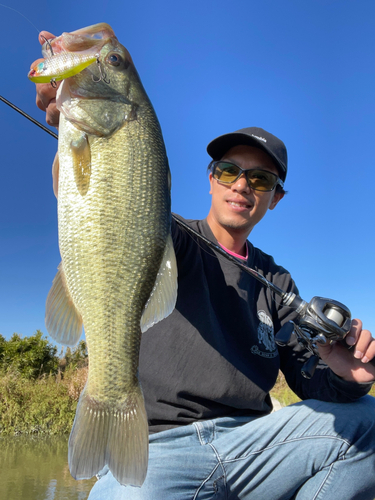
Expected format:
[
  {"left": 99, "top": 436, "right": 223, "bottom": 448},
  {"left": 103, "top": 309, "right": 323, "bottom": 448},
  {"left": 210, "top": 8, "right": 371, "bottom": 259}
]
[{"left": 59, "top": 119, "right": 167, "bottom": 392}]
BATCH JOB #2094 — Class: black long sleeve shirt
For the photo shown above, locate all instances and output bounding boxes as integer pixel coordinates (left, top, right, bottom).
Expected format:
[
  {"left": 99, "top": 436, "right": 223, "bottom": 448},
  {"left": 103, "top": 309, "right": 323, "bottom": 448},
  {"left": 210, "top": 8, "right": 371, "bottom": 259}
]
[{"left": 139, "top": 216, "right": 372, "bottom": 433}]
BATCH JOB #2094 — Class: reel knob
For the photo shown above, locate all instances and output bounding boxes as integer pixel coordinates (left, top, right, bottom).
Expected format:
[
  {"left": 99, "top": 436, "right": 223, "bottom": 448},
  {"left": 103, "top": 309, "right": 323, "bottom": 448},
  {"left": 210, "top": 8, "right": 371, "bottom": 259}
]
[
  {"left": 275, "top": 321, "right": 295, "bottom": 346},
  {"left": 301, "top": 355, "right": 320, "bottom": 379}
]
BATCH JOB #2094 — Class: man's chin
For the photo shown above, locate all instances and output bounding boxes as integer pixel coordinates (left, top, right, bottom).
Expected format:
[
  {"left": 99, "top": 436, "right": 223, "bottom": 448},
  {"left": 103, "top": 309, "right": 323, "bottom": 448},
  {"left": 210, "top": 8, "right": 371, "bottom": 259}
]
[{"left": 219, "top": 217, "right": 253, "bottom": 233}]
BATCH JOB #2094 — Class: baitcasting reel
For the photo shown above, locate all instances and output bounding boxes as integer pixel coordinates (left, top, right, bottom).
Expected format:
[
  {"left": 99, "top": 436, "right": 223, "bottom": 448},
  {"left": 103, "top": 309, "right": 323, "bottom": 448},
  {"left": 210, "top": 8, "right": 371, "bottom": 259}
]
[{"left": 275, "top": 296, "right": 352, "bottom": 379}]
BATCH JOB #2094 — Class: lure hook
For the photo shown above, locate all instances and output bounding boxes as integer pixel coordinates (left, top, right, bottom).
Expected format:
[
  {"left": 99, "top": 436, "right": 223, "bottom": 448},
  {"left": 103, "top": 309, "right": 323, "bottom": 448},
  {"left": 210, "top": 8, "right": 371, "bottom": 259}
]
[
  {"left": 92, "top": 58, "right": 110, "bottom": 84},
  {"left": 40, "top": 35, "right": 55, "bottom": 57}
]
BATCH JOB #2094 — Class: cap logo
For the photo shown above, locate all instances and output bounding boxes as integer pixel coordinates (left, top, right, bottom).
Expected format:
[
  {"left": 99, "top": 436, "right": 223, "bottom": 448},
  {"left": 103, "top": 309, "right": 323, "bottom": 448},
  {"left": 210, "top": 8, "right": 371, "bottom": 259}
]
[{"left": 252, "top": 134, "right": 267, "bottom": 143}]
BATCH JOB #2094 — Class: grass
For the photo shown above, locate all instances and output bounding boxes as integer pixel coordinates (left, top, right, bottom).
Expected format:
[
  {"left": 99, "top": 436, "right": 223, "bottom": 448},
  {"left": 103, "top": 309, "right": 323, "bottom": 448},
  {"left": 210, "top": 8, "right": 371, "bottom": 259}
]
[
  {"left": 0, "top": 367, "right": 87, "bottom": 435},
  {"left": 270, "top": 372, "right": 302, "bottom": 407},
  {"left": 270, "top": 371, "right": 375, "bottom": 407}
]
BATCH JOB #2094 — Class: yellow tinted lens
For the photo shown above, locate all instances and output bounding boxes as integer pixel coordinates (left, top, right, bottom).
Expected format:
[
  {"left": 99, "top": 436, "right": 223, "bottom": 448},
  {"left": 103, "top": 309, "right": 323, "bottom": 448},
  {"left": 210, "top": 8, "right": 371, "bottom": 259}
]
[
  {"left": 214, "top": 163, "right": 241, "bottom": 183},
  {"left": 246, "top": 169, "right": 277, "bottom": 191}
]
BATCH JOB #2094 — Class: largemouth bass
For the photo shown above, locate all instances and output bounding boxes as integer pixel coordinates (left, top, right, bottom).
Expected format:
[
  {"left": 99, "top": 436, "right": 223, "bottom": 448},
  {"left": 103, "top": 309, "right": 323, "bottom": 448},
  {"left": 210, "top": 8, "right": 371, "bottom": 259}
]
[{"left": 42, "top": 24, "right": 177, "bottom": 487}]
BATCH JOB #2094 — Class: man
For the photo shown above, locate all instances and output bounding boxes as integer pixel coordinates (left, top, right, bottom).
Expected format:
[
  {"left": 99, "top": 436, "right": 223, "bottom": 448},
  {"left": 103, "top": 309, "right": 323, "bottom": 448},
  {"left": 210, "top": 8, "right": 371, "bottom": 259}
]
[{"left": 34, "top": 32, "right": 375, "bottom": 500}]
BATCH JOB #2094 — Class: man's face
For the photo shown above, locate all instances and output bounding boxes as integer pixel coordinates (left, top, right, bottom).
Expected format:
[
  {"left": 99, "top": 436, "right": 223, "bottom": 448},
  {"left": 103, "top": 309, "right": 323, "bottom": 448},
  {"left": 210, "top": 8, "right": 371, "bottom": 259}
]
[{"left": 208, "top": 145, "right": 284, "bottom": 236}]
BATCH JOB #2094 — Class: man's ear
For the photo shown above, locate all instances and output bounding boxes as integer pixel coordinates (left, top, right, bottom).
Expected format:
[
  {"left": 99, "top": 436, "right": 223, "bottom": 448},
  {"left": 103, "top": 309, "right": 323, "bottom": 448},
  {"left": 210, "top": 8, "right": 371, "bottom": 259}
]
[
  {"left": 209, "top": 172, "right": 213, "bottom": 195},
  {"left": 269, "top": 191, "right": 284, "bottom": 211}
]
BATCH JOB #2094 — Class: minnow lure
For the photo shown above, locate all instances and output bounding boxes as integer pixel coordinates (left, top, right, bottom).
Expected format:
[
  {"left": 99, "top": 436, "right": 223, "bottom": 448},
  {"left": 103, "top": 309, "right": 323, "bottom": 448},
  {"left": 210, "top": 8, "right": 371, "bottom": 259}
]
[{"left": 28, "top": 52, "right": 98, "bottom": 84}]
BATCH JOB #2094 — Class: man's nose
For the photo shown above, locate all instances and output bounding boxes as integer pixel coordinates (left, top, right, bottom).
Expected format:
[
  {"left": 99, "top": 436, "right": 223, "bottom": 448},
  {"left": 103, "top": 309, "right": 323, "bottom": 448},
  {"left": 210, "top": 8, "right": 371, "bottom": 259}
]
[{"left": 231, "top": 173, "right": 250, "bottom": 193}]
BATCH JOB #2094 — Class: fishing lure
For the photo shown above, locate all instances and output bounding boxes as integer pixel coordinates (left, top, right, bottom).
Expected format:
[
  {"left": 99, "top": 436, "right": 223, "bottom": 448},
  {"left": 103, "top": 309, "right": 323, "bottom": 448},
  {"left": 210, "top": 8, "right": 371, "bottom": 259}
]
[
  {"left": 28, "top": 52, "right": 98, "bottom": 84},
  {"left": 0, "top": 3, "right": 99, "bottom": 86}
]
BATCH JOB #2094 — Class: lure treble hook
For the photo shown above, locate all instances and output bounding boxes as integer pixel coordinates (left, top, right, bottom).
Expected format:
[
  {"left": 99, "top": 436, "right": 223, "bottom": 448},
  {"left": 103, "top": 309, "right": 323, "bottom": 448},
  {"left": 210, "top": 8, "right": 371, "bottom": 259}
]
[{"left": 92, "top": 58, "right": 110, "bottom": 84}]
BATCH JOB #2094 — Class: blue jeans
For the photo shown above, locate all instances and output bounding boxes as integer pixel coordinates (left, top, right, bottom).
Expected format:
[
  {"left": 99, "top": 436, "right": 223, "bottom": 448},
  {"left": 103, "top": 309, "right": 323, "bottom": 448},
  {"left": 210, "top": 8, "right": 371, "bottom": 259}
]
[{"left": 88, "top": 397, "right": 375, "bottom": 499}]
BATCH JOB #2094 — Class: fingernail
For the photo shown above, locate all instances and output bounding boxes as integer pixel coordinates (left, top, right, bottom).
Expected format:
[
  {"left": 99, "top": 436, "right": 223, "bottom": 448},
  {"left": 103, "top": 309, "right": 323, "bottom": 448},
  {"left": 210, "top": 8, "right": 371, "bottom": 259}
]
[
  {"left": 354, "top": 350, "right": 363, "bottom": 359},
  {"left": 346, "top": 337, "right": 356, "bottom": 346},
  {"left": 362, "top": 356, "right": 369, "bottom": 363}
]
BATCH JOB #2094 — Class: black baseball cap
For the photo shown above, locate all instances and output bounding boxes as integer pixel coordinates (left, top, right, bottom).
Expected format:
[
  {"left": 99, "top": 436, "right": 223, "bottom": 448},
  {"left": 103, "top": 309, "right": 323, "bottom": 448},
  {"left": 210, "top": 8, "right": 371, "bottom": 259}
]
[{"left": 207, "top": 127, "right": 288, "bottom": 182}]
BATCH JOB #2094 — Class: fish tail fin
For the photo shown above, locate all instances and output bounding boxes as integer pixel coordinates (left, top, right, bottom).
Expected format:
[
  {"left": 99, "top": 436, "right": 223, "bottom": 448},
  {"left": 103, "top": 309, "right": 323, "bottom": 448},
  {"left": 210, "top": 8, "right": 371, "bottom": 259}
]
[{"left": 68, "top": 383, "right": 149, "bottom": 487}]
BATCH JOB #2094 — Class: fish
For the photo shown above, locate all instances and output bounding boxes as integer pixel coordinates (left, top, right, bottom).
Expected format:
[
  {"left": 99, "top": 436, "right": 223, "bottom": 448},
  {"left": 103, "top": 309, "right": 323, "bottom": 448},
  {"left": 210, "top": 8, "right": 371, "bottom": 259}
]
[{"left": 42, "top": 23, "right": 177, "bottom": 487}]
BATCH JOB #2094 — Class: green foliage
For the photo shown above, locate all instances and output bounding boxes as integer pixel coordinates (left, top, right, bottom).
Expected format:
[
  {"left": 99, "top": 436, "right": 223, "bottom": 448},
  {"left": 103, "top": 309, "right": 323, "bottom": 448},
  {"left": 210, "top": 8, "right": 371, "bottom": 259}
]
[
  {"left": 0, "top": 331, "right": 59, "bottom": 379},
  {"left": 0, "top": 334, "right": 6, "bottom": 363},
  {"left": 0, "top": 371, "right": 78, "bottom": 435},
  {"left": 60, "top": 340, "right": 88, "bottom": 371}
]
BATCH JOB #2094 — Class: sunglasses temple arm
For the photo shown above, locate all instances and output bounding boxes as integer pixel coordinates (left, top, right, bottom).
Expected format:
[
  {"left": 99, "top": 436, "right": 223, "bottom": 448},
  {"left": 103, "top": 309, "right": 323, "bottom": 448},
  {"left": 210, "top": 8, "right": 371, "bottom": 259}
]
[{"left": 172, "top": 215, "right": 305, "bottom": 313}]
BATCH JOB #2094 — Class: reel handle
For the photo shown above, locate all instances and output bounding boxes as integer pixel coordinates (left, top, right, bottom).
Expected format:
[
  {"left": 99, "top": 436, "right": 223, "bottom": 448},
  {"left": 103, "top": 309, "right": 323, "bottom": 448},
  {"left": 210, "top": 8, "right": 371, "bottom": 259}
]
[{"left": 274, "top": 322, "right": 295, "bottom": 346}]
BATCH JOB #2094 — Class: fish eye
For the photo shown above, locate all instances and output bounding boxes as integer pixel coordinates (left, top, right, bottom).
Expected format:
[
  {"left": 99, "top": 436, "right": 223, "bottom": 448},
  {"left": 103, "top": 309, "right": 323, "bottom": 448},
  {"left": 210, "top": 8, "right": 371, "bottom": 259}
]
[{"left": 107, "top": 53, "right": 123, "bottom": 66}]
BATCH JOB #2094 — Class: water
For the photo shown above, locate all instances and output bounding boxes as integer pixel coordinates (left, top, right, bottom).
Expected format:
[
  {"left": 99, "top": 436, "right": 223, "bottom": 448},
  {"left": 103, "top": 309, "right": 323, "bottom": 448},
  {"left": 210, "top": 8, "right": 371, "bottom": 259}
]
[{"left": 0, "top": 435, "right": 96, "bottom": 500}]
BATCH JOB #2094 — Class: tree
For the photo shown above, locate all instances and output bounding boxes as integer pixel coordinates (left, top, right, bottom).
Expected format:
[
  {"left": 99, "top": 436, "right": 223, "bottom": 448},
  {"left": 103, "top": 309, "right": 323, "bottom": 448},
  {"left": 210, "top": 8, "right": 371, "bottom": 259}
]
[
  {"left": 59, "top": 340, "right": 88, "bottom": 371},
  {"left": 0, "top": 334, "right": 5, "bottom": 363},
  {"left": 0, "top": 331, "right": 59, "bottom": 379}
]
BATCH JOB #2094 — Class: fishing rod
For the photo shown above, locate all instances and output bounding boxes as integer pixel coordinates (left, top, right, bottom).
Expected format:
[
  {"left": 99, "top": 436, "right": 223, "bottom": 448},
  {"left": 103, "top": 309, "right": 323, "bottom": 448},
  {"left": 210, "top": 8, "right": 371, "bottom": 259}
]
[
  {"left": 0, "top": 95, "right": 58, "bottom": 139},
  {"left": 172, "top": 216, "right": 355, "bottom": 378},
  {"left": 1, "top": 94, "right": 371, "bottom": 378}
]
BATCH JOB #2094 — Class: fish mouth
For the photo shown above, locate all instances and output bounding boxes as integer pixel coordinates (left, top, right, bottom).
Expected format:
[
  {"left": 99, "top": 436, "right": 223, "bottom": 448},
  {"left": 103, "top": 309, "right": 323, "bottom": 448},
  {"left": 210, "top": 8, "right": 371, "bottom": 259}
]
[{"left": 43, "top": 23, "right": 116, "bottom": 58}]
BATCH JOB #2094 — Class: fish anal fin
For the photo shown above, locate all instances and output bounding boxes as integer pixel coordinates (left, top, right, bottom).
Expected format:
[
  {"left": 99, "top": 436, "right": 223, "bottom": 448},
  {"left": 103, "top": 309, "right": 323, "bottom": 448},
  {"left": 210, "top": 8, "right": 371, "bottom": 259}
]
[
  {"left": 71, "top": 133, "right": 91, "bottom": 196},
  {"left": 69, "top": 384, "right": 149, "bottom": 487},
  {"left": 141, "top": 233, "right": 178, "bottom": 333},
  {"left": 45, "top": 262, "right": 83, "bottom": 346}
]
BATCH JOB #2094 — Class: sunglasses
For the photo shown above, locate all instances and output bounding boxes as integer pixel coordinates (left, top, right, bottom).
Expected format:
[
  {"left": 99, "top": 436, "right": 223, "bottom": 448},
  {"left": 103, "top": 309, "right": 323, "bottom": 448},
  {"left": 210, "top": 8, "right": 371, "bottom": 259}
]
[{"left": 210, "top": 161, "right": 284, "bottom": 192}]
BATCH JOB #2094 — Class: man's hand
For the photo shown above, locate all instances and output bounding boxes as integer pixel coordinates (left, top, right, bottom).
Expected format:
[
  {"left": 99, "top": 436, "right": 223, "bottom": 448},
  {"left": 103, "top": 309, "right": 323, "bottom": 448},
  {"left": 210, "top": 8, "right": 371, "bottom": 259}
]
[
  {"left": 318, "top": 318, "right": 375, "bottom": 383},
  {"left": 32, "top": 31, "right": 60, "bottom": 128},
  {"left": 31, "top": 31, "right": 60, "bottom": 198}
]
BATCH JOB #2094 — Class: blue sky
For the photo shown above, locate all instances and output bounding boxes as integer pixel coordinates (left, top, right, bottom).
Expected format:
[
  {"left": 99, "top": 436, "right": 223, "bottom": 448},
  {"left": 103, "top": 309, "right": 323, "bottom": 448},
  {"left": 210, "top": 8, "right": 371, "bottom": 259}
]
[{"left": 1, "top": 0, "right": 374, "bottom": 342}]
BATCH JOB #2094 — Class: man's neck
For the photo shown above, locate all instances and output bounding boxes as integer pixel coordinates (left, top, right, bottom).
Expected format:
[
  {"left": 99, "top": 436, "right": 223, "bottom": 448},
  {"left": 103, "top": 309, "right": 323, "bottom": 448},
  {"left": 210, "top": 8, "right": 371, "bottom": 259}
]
[{"left": 206, "top": 215, "right": 250, "bottom": 257}]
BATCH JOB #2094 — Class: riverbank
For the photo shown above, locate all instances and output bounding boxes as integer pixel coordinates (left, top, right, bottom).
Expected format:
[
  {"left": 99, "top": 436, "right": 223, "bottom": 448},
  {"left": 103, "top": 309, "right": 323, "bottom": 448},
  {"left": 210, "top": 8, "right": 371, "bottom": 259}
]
[
  {"left": 0, "top": 367, "right": 87, "bottom": 435},
  {"left": 0, "top": 368, "right": 373, "bottom": 435}
]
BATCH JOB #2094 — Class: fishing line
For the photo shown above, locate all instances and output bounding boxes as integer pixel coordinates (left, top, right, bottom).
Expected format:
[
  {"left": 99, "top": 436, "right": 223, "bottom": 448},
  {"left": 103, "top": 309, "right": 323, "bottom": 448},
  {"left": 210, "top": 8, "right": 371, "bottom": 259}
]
[
  {"left": 0, "top": 3, "right": 41, "bottom": 35},
  {"left": 0, "top": 4, "right": 55, "bottom": 55}
]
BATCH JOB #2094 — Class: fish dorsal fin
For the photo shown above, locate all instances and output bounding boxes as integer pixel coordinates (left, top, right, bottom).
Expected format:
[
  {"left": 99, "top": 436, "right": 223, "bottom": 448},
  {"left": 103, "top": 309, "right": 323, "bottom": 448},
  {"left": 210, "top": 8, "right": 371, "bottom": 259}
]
[
  {"left": 45, "top": 263, "right": 83, "bottom": 345},
  {"left": 141, "top": 233, "right": 177, "bottom": 333}
]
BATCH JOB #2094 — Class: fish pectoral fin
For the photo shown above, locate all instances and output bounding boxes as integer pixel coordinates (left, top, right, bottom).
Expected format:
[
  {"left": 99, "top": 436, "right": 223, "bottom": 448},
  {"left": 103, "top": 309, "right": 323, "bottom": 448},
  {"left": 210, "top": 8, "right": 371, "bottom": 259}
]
[
  {"left": 71, "top": 133, "right": 91, "bottom": 196},
  {"left": 45, "top": 262, "right": 83, "bottom": 345},
  {"left": 141, "top": 233, "right": 178, "bottom": 333},
  {"left": 69, "top": 384, "right": 149, "bottom": 487},
  {"left": 52, "top": 152, "right": 59, "bottom": 198}
]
